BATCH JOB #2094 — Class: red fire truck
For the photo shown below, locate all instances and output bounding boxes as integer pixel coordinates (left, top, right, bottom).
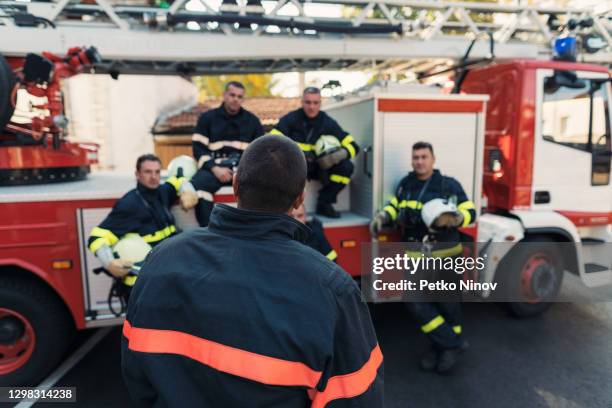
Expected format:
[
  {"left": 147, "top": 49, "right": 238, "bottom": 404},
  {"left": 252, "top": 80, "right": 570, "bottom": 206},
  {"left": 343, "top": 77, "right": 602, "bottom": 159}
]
[{"left": 1, "top": 41, "right": 611, "bottom": 387}]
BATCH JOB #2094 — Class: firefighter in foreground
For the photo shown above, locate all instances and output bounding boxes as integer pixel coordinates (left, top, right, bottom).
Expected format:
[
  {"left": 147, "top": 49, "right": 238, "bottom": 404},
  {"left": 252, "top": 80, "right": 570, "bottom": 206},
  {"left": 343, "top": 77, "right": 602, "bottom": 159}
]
[
  {"left": 370, "top": 141, "right": 476, "bottom": 373},
  {"left": 271, "top": 87, "right": 360, "bottom": 219},
  {"left": 122, "top": 135, "right": 383, "bottom": 407},
  {"left": 191, "top": 81, "right": 264, "bottom": 226},
  {"left": 292, "top": 203, "right": 338, "bottom": 262},
  {"left": 88, "top": 154, "right": 197, "bottom": 290}
]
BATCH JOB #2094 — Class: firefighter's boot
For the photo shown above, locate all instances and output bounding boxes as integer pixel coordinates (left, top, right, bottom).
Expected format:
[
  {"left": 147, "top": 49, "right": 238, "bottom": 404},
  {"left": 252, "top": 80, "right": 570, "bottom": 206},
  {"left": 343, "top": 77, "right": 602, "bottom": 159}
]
[{"left": 419, "top": 348, "right": 438, "bottom": 371}]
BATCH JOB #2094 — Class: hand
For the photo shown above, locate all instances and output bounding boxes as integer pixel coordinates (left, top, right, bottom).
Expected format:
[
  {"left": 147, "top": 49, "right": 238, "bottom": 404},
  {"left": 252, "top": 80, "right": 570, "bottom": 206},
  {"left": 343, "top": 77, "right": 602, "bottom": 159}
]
[
  {"left": 211, "top": 166, "right": 233, "bottom": 183},
  {"left": 433, "top": 212, "right": 464, "bottom": 228},
  {"left": 369, "top": 211, "right": 390, "bottom": 236},
  {"left": 180, "top": 190, "right": 199, "bottom": 211},
  {"left": 106, "top": 259, "right": 133, "bottom": 278},
  {"left": 317, "top": 148, "right": 349, "bottom": 170}
]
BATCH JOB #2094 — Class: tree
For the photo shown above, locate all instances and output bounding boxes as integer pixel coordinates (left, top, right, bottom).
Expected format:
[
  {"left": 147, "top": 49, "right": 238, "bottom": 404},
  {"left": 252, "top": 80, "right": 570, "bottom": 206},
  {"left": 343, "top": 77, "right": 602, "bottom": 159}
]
[{"left": 192, "top": 74, "right": 277, "bottom": 102}]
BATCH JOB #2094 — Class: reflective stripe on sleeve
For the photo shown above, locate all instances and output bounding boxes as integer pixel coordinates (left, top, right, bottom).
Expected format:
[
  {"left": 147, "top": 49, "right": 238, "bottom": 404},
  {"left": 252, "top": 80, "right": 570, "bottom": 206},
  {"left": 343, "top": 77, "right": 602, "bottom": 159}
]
[
  {"left": 89, "top": 227, "right": 119, "bottom": 251},
  {"left": 457, "top": 201, "right": 475, "bottom": 227},
  {"left": 453, "top": 325, "right": 462, "bottom": 335},
  {"left": 341, "top": 135, "right": 356, "bottom": 158},
  {"left": 122, "top": 321, "right": 322, "bottom": 388},
  {"left": 192, "top": 133, "right": 209, "bottom": 145},
  {"left": 269, "top": 128, "right": 284, "bottom": 136},
  {"left": 310, "top": 344, "right": 383, "bottom": 408},
  {"left": 383, "top": 205, "right": 398, "bottom": 221},
  {"left": 166, "top": 176, "right": 185, "bottom": 193},
  {"left": 298, "top": 142, "right": 315, "bottom": 152}
]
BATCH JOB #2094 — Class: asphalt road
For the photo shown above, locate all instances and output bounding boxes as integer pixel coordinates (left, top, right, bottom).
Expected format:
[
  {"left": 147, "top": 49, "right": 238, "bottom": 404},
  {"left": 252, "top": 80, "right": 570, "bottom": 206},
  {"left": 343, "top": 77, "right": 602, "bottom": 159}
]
[{"left": 27, "top": 298, "right": 612, "bottom": 408}]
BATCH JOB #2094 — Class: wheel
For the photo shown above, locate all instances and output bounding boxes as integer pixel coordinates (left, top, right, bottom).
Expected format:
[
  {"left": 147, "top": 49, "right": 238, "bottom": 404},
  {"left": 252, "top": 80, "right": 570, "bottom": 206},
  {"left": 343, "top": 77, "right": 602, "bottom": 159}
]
[
  {"left": 0, "top": 52, "right": 16, "bottom": 131},
  {"left": 496, "top": 237, "right": 564, "bottom": 318},
  {"left": 0, "top": 276, "right": 74, "bottom": 386}
]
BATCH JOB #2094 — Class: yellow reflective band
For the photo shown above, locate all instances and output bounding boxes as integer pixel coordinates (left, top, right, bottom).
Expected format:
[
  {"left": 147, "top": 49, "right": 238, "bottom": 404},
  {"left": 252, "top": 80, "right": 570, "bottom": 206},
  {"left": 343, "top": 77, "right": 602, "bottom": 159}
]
[
  {"left": 269, "top": 128, "right": 284, "bottom": 136},
  {"left": 329, "top": 174, "right": 350, "bottom": 185},
  {"left": 298, "top": 142, "right": 315, "bottom": 152},
  {"left": 166, "top": 176, "right": 185, "bottom": 193},
  {"left": 453, "top": 325, "right": 462, "bottom": 335},
  {"left": 422, "top": 315, "right": 445, "bottom": 334},
  {"left": 383, "top": 205, "right": 398, "bottom": 221},
  {"left": 457, "top": 201, "right": 475, "bottom": 211},
  {"left": 141, "top": 225, "right": 177, "bottom": 243},
  {"left": 406, "top": 243, "right": 463, "bottom": 259},
  {"left": 123, "top": 275, "right": 137, "bottom": 286},
  {"left": 390, "top": 197, "right": 399, "bottom": 208},
  {"left": 90, "top": 227, "right": 119, "bottom": 247},
  {"left": 398, "top": 200, "right": 423, "bottom": 210},
  {"left": 341, "top": 135, "right": 356, "bottom": 158},
  {"left": 457, "top": 201, "right": 475, "bottom": 227},
  {"left": 459, "top": 209, "right": 472, "bottom": 227},
  {"left": 326, "top": 250, "right": 338, "bottom": 261},
  {"left": 89, "top": 237, "right": 108, "bottom": 253},
  {"left": 192, "top": 133, "right": 209, "bottom": 145}
]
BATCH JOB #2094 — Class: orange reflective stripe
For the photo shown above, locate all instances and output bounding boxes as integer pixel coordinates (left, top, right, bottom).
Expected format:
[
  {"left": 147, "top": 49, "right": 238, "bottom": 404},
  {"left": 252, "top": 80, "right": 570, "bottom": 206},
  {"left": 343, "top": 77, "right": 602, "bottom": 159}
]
[
  {"left": 311, "top": 344, "right": 383, "bottom": 408},
  {"left": 122, "top": 321, "right": 322, "bottom": 388}
]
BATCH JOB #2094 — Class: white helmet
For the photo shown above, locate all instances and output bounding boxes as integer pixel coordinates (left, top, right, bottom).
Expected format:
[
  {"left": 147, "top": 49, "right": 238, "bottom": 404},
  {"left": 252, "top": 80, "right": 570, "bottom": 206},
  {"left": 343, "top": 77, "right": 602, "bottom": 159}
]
[
  {"left": 113, "top": 235, "right": 152, "bottom": 263},
  {"left": 314, "top": 135, "right": 342, "bottom": 157},
  {"left": 167, "top": 155, "right": 197, "bottom": 180},
  {"left": 421, "top": 198, "right": 458, "bottom": 229}
]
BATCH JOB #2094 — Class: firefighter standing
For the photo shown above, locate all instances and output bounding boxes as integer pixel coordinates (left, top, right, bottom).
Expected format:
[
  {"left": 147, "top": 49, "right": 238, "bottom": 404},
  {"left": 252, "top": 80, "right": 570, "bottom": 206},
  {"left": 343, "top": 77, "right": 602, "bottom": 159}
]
[
  {"left": 88, "top": 154, "right": 197, "bottom": 290},
  {"left": 122, "top": 135, "right": 383, "bottom": 407},
  {"left": 370, "top": 141, "right": 476, "bottom": 374},
  {"left": 271, "top": 87, "right": 359, "bottom": 219},
  {"left": 191, "top": 81, "right": 264, "bottom": 226},
  {"left": 292, "top": 203, "right": 338, "bottom": 262}
]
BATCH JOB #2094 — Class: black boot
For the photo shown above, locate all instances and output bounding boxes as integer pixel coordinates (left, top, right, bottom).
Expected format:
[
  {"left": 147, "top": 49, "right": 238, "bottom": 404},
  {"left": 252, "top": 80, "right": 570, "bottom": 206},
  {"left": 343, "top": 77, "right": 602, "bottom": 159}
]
[
  {"left": 436, "top": 348, "right": 462, "bottom": 373},
  {"left": 316, "top": 203, "right": 340, "bottom": 218},
  {"left": 419, "top": 348, "right": 438, "bottom": 371}
]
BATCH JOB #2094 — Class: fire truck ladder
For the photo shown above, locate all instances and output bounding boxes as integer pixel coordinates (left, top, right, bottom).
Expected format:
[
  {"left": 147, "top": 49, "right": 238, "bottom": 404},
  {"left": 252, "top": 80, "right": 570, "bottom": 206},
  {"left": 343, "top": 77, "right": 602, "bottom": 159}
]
[{"left": 0, "top": 0, "right": 611, "bottom": 75}]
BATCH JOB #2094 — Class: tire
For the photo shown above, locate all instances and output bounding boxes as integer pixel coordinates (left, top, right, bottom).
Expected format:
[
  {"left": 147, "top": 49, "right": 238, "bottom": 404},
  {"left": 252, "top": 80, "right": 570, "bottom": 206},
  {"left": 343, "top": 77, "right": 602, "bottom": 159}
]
[
  {"left": 0, "top": 276, "right": 74, "bottom": 386},
  {"left": 495, "top": 237, "right": 564, "bottom": 318},
  {"left": 0, "top": 52, "right": 16, "bottom": 131}
]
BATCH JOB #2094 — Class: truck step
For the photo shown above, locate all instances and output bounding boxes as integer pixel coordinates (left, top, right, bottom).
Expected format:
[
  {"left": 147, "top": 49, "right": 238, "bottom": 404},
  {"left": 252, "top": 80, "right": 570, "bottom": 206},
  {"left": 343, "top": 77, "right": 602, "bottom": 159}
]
[{"left": 585, "top": 263, "right": 610, "bottom": 274}]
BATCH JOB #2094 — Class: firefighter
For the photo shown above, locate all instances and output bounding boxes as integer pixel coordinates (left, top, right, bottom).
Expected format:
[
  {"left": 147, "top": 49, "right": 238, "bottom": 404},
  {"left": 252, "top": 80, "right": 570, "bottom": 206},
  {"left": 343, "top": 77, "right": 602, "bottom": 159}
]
[
  {"left": 88, "top": 154, "right": 198, "bottom": 291},
  {"left": 370, "top": 141, "right": 476, "bottom": 374},
  {"left": 122, "top": 135, "right": 383, "bottom": 407},
  {"left": 292, "top": 203, "right": 338, "bottom": 262},
  {"left": 190, "top": 81, "right": 264, "bottom": 226},
  {"left": 271, "top": 86, "right": 360, "bottom": 219}
]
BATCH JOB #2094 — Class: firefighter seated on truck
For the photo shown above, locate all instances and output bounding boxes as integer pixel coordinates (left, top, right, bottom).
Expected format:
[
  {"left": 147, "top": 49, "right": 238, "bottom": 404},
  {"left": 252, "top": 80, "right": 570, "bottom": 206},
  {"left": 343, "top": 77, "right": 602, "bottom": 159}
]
[
  {"left": 370, "top": 141, "right": 476, "bottom": 374},
  {"left": 292, "top": 203, "right": 338, "bottom": 262},
  {"left": 270, "top": 86, "right": 360, "bottom": 219},
  {"left": 87, "top": 154, "right": 198, "bottom": 292},
  {"left": 190, "top": 81, "right": 264, "bottom": 227}
]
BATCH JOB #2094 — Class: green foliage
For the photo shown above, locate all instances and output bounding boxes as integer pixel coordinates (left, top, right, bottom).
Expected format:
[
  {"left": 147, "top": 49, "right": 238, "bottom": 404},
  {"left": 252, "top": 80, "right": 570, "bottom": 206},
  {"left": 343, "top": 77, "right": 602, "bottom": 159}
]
[{"left": 193, "top": 74, "right": 277, "bottom": 102}]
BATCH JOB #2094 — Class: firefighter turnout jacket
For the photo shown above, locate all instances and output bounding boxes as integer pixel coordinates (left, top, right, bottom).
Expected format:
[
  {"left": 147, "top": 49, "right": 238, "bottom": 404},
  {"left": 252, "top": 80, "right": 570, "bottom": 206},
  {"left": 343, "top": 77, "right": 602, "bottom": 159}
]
[
  {"left": 382, "top": 170, "right": 476, "bottom": 257},
  {"left": 271, "top": 109, "right": 359, "bottom": 161},
  {"left": 122, "top": 204, "right": 383, "bottom": 407},
  {"left": 306, "top": 218, "right": 337, "bottom": 262},
  {"left": 192, "top": 104, "right": 264, "bottom": 170},
  {"left": 88, "top": 178, "right": 186, "bottom": 284}
]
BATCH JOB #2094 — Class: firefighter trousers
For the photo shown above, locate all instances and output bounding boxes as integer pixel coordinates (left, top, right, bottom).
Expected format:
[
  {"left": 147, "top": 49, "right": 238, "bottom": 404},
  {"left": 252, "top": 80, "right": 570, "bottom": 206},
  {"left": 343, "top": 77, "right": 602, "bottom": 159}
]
[
  {"left": 308, "top": 158, "right": 354, "bottom": 206},
  {"left": 191, "top": 168, "right": 231, "bottom": 227},
  {"left": 406, "top": 301, "right": 463, "bottom": 350}
]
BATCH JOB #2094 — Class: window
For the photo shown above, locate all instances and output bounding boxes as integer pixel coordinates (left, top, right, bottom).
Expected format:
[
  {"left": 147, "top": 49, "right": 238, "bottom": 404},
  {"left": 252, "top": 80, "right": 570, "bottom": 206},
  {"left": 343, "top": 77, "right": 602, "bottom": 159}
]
[{"left": 542, "top": 74, "right": 611, "bottom": 186}]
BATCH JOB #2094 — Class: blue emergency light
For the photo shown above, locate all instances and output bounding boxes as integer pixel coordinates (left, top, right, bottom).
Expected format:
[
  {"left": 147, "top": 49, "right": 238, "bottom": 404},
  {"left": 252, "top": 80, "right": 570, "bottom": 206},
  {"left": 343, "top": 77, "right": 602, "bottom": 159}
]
[{"left": 553, "top": 36, "right": 577, "bottom": 61}]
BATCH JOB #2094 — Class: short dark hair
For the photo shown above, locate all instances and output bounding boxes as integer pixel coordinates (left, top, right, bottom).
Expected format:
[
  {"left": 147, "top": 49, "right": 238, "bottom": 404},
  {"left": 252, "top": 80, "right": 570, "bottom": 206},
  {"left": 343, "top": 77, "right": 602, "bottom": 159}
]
[
  {"left": 225, "top": 81, "right": 245, "bottom": 92},
  {"left": 303, "top": 86, "right": 321, "bottom": 96},
  {"left": 412, "top": 141, "right": 434, "bottom": 155},
  {"left": 136, "top": 154, "right": 161, "bottom": 171},
  {"left": 236, "top": 135, "right": 306, "bottom": 213}
]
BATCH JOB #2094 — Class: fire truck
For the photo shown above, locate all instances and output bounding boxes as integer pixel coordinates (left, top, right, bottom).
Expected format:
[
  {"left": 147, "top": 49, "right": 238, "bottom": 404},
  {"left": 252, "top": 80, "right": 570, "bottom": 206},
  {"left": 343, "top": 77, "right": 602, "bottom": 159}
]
[{"left": 1, "top": 0, "right": 611, "bottom": 388}]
